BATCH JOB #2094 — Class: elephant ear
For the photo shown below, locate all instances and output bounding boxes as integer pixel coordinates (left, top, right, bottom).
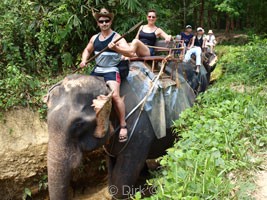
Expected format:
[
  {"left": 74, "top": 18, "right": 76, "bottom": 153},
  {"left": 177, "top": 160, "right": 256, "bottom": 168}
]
[
  {"left": 43, "top": 81, "right": 63, "bottom": 108},
  {"left": 92, "top": 91, "right": 113, "bottom": 138}
]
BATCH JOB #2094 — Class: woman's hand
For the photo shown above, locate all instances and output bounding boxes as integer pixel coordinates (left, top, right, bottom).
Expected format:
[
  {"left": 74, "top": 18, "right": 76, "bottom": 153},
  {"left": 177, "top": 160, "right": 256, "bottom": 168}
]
[{"left": 165, "top": 35, "right": 172, "bottom": 43}]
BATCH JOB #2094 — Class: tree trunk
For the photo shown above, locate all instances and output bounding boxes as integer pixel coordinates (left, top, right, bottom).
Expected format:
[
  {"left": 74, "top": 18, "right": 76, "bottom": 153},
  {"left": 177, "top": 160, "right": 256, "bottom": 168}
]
[
  {"left": 225, "top": 14, "right": 230, "bottom": 33},
  {"left": 230, "top": 18, "right": 235, "bottom": 32},
  {"left": 194, "top": 5, "right": 198, "bottom": 28},
  {"left": 236, "top": 18, "right": 241, "bottom": 30},
  {"left": 207, "top": 9, "right": 212, "bottom": 29},
  {"left": 199, "top": 0, "right": 205, "bottom": 27},
  {"left": 246, "top": 3, "right": 250, "bottom": 29},
  {"left": 183, "top": 0, "right": 186, "bottom": 27},
  {"left": 216, "top": 11, "right": 221, "bottom": 30}
]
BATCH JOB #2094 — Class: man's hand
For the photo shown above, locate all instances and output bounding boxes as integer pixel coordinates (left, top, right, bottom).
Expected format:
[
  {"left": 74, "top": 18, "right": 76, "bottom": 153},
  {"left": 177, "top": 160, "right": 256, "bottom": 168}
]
[
  {"left": 108, "top": 41, "right": 117, "bottom": 50},
  {"left": 80, "top": 61, "right": 87, "bottom": 68}
]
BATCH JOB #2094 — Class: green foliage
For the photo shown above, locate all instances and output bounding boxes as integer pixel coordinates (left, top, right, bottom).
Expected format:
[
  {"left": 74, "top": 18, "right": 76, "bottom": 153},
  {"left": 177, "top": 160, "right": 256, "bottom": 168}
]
[
  {"left": 0, "top": 65, "right": 40, "bottom": 110},
  {"left": 98, "top": 159, "right": 107, "bottom": 171},
  {"left": 38, "top": 175, "right": 48, "bottom": 191},
  {"left": 211, "top": 0, "right": 243, "bottom": 16},
  {"left": 218, "top": 36, "right": 267, "bottom": 86},
  {"left": 140, "top": 39, "right": 267, "bottom": 199},
  {"left": 22, "top": 188, "right": 32, "bottom": 200}
]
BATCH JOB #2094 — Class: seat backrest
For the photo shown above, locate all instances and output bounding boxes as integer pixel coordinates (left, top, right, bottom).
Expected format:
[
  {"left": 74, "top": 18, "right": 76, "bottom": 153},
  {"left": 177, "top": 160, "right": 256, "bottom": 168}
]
[
  {"left": 154, "top": 40, "right": 176, "bottom": 49},
  {"left": 153, "top": 40, "right": 185, "bottom": 56}
]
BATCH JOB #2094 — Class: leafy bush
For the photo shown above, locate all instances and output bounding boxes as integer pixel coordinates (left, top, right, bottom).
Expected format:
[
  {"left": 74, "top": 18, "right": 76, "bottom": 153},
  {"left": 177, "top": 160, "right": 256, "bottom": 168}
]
[
  {"left": 218, "top": 36, "right": 267, "bottom": 85},
  {"left": 0, "top": 65, "right": 40, "bottom": 110},
  {"left": 141, "top": 39, "right": 267, "bottom": 199}
]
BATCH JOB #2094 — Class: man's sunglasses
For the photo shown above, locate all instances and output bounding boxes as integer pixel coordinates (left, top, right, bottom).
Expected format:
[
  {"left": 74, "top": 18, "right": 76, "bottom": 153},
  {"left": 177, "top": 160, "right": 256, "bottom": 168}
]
[
  {"left": 147, "top": 16, "right": 156, "bottom": 19},
  {"left": 98, "top": 19, "right": 111, "bottom": 24}
]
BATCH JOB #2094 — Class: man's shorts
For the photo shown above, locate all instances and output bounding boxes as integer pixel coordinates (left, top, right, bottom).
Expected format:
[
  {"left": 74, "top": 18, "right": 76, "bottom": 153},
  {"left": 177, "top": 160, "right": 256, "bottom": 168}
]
[{"left": 91, "top": 71, "right": 121, "bottom": 84}]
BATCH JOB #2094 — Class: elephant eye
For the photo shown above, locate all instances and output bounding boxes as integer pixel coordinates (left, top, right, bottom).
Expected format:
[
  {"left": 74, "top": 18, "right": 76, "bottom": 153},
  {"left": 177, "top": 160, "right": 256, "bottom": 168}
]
[
  {"left": 69, "top": 120, "right": 87, "bottom": 138},
  {"left": 69, "top": 116, "right": 95, "bottom": 138},
  {"left": 74, "top": 121, "right": 84, "bottom": 129}
]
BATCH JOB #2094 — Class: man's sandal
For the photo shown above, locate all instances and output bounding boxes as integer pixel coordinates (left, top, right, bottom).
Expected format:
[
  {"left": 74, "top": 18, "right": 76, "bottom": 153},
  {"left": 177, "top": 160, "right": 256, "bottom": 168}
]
[{"left": 119, "top": 125, "right": 128, "bottom": 143}]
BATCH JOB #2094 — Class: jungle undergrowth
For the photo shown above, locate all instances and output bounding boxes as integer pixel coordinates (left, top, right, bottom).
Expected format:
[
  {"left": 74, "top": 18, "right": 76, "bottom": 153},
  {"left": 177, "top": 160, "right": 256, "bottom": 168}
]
[{"left": 134, "top": 37, "right": 267, "bottom": 199}]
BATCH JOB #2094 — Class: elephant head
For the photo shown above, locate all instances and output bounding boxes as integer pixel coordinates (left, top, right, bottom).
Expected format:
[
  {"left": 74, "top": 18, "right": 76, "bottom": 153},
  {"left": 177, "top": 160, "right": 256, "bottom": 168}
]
[{"left": 45, "top": 75, "right": 112, "bottom": 200}]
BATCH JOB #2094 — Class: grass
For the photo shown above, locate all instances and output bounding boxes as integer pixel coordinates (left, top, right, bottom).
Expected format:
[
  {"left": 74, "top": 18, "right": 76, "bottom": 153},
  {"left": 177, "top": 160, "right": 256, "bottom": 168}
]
[{"left": 135, "top": 37, "right": 267, "bottom": 199}]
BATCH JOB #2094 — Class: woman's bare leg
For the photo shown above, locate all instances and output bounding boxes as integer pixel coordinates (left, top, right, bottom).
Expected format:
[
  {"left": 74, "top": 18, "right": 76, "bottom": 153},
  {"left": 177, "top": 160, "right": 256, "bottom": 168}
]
[{"left": 130, "top": 39, "right": 150, "bottom": 57}]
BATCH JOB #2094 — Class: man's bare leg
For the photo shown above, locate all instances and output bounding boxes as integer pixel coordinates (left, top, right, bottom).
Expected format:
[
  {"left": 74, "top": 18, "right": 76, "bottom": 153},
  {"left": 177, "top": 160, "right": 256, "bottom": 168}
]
[
  {"left": 107, "top": 80, "right": 127, "bottom": 142},
  {"left": 130, "top": 39, "right": 150, "bottom": 57}
]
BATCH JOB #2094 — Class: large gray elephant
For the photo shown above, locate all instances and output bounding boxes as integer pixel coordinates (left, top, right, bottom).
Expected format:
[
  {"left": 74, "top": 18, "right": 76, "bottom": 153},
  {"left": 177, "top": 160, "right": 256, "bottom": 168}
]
[{"left": 45, "top": 57, "right": 215, "bottom": 199}]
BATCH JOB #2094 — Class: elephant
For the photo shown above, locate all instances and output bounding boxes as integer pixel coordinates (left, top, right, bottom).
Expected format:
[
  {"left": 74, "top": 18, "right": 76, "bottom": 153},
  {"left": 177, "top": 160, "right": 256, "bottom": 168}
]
[
  {"left": 45, "top": 57, "right": 215, "bottom": 199},
  {"left": 166, "top": 52, "right": 217, "bottom": 94}
]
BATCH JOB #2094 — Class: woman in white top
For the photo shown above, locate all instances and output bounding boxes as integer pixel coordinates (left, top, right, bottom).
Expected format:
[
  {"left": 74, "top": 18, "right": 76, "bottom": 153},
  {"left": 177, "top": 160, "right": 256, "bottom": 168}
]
[{"left": 205, "top": 30, "right": 217, "bottom": 53}]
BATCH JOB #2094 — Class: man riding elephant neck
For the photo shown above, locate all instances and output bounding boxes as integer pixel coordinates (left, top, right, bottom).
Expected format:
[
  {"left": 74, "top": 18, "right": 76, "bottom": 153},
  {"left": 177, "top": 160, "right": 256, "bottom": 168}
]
[{"left": 80, "top": 8, "right": 133, "bottom": 142}]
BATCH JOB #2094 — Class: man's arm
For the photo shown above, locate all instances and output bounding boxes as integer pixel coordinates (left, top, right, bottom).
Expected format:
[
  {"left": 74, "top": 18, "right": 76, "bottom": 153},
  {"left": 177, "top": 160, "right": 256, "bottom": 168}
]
[
  {"left": 202, "top": 36, "right": 207, "bottom": 49},
  {"left": 108, "top": 33, "right": 134, "bottom": 57},
  {"left": 80, "top": 35, "right": 96, "bottom": 67}
]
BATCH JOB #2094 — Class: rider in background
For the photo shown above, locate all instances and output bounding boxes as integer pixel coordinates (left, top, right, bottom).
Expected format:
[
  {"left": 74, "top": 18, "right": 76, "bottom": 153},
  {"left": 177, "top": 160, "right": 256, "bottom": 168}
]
[
  {"left": 189, "top": 27, "right": 206, "bottom": 50},
  {"left": 205, "top": 30, "right": 217, "bottom": 54},
  {"left": 180, "top": 25, "right": 194, "bottom": 51},
  {"left": 183, "top": 27, "right": 206, "bottom": 74}
]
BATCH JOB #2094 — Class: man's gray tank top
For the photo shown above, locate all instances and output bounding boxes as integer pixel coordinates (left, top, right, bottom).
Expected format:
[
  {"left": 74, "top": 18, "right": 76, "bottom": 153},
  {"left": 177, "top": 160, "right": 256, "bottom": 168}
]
[{"left": 93, "top": 31, "right": 121, "bottom": 73}]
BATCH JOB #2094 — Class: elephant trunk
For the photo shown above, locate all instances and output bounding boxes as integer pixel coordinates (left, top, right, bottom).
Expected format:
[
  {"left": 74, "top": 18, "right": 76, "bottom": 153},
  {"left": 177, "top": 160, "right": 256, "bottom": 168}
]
[
  {"left": 48, "top": 158, "right": 71, "bottom": 200},
  {"left": 47, "top": 139, "right": 82, "bottom": 200}
]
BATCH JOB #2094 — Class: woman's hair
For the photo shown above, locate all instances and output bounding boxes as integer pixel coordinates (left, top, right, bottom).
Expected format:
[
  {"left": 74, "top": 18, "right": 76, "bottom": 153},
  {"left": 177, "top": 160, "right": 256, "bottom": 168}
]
[{"left": 147, "top": 9, "right": 157, "bottom": 16}]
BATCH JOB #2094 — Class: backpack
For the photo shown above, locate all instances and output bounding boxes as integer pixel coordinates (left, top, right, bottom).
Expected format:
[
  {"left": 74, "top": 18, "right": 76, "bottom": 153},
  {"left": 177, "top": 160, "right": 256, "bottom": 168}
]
[{"left": 117, "top": 60, "right": 129, "bottom": 79}]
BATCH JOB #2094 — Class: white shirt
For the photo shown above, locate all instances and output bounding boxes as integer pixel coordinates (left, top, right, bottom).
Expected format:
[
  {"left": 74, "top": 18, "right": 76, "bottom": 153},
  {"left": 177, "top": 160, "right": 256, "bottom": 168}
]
[{"left": 206, "top": 34, "right": 216, "bottom": 45}]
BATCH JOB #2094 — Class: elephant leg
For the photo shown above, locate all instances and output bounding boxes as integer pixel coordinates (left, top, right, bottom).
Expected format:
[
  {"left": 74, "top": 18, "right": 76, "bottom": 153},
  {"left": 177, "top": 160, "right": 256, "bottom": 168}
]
[
  {"left": 111, "top": 157, "right": 147, "bottom": 199},
  {"left": 109, "top": 151, "right": 150, "bottom": 199},
  {"left": 107, "top": 156, "right": 116, "bottom": 186},
  {"left": 139, "top": 162, "right": 150, "bottom": 178}
]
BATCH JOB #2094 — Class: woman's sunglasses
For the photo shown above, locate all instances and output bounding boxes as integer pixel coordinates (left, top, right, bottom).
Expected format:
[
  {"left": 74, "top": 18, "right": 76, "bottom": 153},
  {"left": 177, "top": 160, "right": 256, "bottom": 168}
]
[
  {"left": 98, "top": 19, "right": 111, "bottom": 24},
  {"left": 147, "top": 16, "right": 156, "bottom": 19}
]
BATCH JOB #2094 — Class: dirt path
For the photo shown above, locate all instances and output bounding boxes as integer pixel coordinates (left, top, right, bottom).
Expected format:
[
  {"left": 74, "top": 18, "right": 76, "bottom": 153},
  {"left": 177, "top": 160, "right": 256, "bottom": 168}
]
[
  {"left": 73, "top": 183, "right": 111, "bottom": 200},
  {"left": 253, "top": 154, "right": 267, "bottom": 200}
]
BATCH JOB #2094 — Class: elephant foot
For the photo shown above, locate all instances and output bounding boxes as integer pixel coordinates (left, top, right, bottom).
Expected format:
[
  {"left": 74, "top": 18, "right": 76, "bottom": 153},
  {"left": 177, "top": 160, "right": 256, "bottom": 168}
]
[{"left": 119, "top": 125, "right": 128, "bottom": 142}]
